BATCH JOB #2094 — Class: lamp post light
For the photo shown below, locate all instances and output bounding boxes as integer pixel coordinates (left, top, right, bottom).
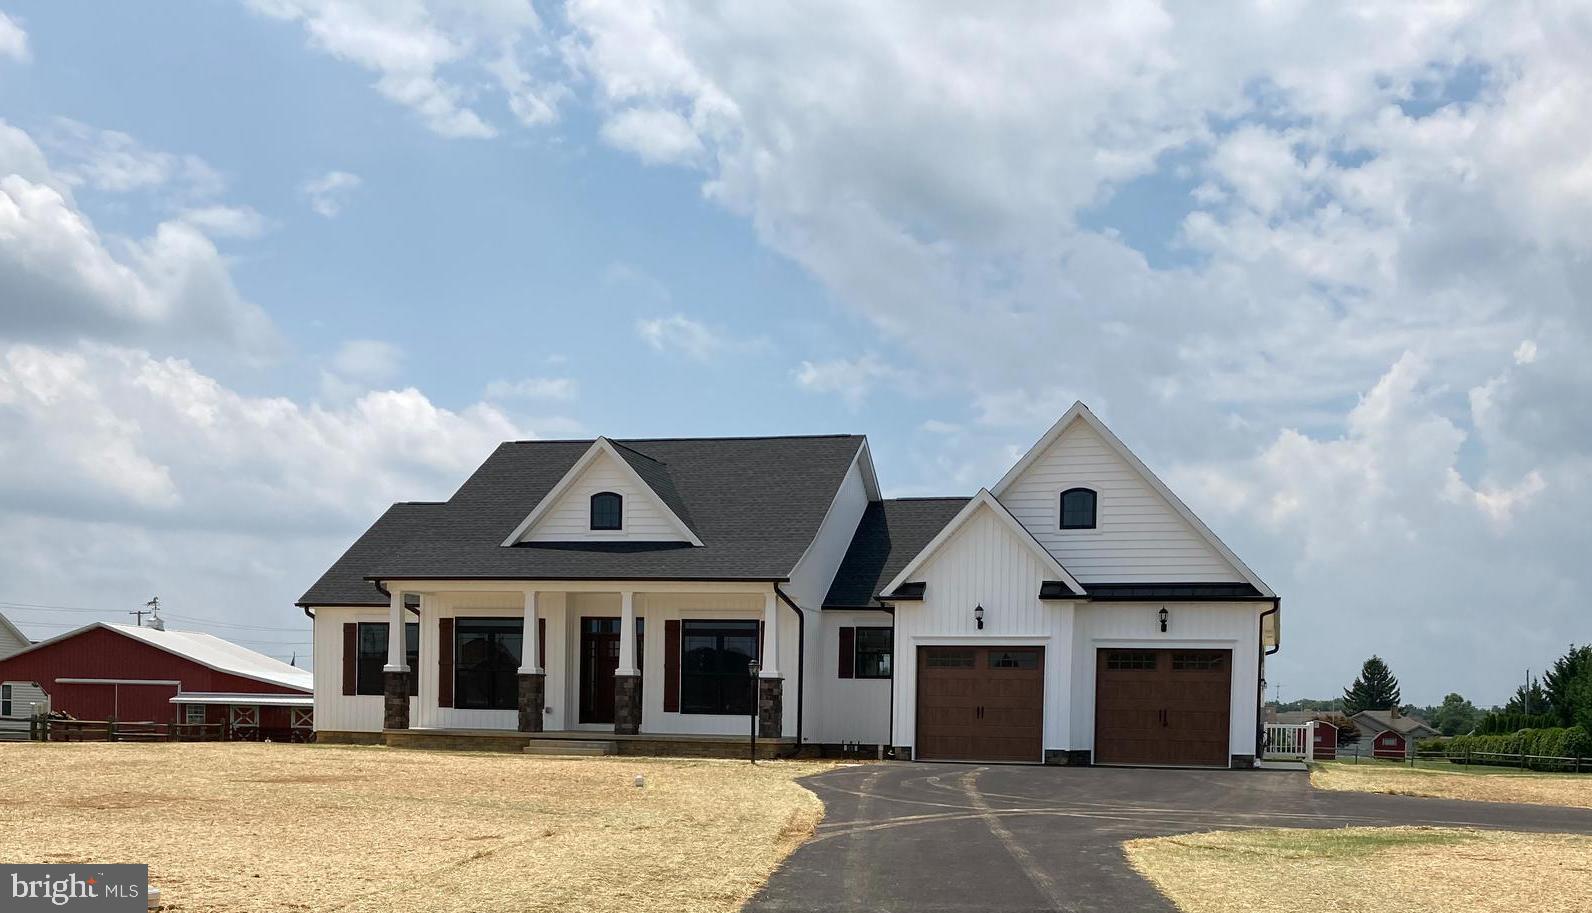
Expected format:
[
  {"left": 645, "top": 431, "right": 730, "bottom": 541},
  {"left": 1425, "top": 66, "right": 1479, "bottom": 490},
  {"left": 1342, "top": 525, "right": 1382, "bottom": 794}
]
[
  {"left": 974, "top": 604, "right": 985, "bottom": 630},
  {"left": 748, "top": 658, "right": 762, "bottom": 764},
  {"left": 1158, "top": 607, "right": 1169, "bottom": 633}
]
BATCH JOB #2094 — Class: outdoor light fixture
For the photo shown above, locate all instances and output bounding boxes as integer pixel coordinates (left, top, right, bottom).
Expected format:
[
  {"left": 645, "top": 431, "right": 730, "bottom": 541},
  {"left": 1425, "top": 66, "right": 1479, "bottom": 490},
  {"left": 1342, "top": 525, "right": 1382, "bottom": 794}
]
[
  {"left": 974, "top": 604, "right": 985, "bottom": 630},
  {"left": 1158, "top": 607, "right": 1169, "bottom": 633}
]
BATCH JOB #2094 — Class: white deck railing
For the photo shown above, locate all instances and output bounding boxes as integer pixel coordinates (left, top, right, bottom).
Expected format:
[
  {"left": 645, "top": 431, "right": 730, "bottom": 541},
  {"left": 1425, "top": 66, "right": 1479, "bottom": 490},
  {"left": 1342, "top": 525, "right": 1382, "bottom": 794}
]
[{"left": 1263, "top": 722, "right": 1316, "bottom": 761}]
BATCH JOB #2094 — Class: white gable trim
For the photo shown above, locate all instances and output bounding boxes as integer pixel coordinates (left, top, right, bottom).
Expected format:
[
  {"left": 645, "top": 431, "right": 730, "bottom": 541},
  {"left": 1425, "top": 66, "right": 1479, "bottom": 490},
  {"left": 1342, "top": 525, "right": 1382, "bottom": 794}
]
[
  {"left": 991, "top": 402, "right": 1275, "bottom": 597},
  {"left": 500, "top": 437, "right": 704, "bottom": 547},
  {"left": 0, "top": 612, "right": 28, "bottom": 650},
  {"left": 881, "top": 489, "right": 1086, "bottom": 598}
]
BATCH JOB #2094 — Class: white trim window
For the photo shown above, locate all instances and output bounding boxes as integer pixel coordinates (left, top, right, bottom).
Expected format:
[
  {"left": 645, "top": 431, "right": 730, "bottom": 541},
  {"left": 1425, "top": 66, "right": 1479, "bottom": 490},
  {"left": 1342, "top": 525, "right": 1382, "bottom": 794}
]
[
  {"left": 184, "top": 704, "right": 206, "bottom": 725},
  {"left": 1059, "top": 487, "right": 1099, "bottom": 530}
]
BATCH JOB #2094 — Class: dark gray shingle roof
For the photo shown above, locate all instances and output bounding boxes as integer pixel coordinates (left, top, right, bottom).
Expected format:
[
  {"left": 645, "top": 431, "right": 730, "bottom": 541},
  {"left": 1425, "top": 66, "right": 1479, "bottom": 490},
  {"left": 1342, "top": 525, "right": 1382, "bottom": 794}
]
[
  {"left": 298, "top": 435, "right": 866, "bottom": 606},
  {"left": 822, "top": 498, "right": 970, "bottom": 608}
]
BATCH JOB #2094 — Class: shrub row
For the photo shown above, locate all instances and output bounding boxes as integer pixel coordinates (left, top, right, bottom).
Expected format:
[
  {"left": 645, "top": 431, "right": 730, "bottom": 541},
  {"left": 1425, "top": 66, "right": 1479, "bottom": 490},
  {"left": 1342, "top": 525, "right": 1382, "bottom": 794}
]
[
  {"left": 1475, "top": 711, "right": 1557, "bottom": 735},
  {"left": 1445, "top": 726, "right": 1592, "bottom": 771}
]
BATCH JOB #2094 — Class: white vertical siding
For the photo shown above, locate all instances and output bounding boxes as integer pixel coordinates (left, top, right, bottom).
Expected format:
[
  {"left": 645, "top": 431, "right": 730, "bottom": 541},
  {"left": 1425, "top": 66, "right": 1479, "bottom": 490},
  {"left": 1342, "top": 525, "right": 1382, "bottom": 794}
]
[
  {"left": 415, "top": 593, "right": 528, "bottom": 732},
  {"left": 1069, "top": 601, "right": 1263, "bottom": 758},
  {"left": 998, "top": 421, "right": 1243, "bottom": 583},
  {"left": 522, "top": 453, "right": 688, "bottom": 542},
  {"left": 890, "top": 503, "right": 1075, "bottom": 752},
  {"left": 311, "top": 606, "right": 401, "bottom": 733},
  {"left": 817, "top": 610, "right": 893, "bottom": 745}
]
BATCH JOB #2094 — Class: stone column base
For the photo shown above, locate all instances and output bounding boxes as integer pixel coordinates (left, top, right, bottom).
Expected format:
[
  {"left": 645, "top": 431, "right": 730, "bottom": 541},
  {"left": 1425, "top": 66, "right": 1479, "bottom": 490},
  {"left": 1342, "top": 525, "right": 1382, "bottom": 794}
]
[
  {"left": 1230, "top": 754, "right": 1257, "bottom": 769},
  {"left": 757, "top": 676, "right": 783, "bottom": 739},
  {"left": 383, "top": 670, "right": 410, "bottom": 730},
  {"left": 517, "top": 673, "right": 545, "bottom": 732},
  {"left": 614, "top": 673, "right": 641, "bottom": 735},
  {"left": 1044, "top": 749, "right": 1092, "bottom": 766}
]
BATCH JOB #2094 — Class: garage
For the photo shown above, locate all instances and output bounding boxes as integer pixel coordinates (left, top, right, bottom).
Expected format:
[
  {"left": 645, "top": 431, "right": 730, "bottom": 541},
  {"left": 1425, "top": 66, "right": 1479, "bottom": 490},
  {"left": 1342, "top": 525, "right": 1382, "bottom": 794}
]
[
  {"left": 1094, "top": 648, "right": 1231, "bottom": 766},
  {"left": 916, "top": 645, "right": 1043, "bottom": 762}
]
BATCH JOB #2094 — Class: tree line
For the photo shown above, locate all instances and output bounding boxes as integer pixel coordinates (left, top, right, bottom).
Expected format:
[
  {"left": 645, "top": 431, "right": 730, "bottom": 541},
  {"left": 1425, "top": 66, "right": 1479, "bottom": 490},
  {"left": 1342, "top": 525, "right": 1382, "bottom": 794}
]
[{"left": 1275, "top": 644, "right": 1592, "bottom": 737}]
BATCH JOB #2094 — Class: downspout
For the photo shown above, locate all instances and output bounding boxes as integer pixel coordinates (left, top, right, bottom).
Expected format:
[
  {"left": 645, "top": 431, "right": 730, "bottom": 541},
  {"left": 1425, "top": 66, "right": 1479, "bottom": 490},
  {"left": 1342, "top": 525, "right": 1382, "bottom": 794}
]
[
  {"left": 774, "top": 585, "right": 805, "bottom": 757},
  {"left": 1257, "top": 600, "right": 1281, "bottom": 758},
  {"left": 885, "top": 603, "right": 896, "bottom": 758}
]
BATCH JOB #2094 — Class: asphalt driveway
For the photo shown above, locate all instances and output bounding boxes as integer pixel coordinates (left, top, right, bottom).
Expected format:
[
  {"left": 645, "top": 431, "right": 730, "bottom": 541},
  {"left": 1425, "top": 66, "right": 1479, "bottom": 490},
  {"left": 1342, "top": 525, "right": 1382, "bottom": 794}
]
[{"left": 746, "top": 763, "right": 1592, "bottom": 913}]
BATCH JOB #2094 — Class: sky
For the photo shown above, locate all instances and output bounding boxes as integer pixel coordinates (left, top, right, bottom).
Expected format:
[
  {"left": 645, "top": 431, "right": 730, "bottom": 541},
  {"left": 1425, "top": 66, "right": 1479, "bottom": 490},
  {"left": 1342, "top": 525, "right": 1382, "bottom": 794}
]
[{"left": 0, "top": 1, "right": 1588, "bottom": 707}]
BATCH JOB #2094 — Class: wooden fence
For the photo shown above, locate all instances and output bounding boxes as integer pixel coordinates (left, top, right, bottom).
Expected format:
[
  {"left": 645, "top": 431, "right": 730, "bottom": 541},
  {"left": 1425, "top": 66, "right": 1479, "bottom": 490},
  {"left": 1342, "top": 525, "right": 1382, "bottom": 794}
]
[{"left": 12, "top": 718, "right": 313, "bottom": 743}]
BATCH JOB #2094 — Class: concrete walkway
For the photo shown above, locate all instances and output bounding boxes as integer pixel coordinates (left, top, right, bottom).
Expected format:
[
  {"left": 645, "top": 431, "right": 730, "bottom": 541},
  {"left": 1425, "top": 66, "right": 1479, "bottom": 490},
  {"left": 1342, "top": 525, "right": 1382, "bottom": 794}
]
[{"left": 746, "top": 763, "right": 1592, "bottom": 913}]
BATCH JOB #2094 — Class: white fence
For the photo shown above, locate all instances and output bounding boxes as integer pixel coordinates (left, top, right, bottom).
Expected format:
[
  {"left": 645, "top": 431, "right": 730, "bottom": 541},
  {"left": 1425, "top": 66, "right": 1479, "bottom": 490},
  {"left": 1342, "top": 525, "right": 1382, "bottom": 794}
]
[{"left": 1263, "top": 722, "right": 1317, "bottom": 761}]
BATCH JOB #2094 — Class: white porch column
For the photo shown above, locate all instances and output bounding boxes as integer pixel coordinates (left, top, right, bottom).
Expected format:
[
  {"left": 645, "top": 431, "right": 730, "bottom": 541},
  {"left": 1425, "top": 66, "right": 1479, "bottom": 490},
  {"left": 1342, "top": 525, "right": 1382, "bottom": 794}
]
[
  {"left": 616, "top": 590, "right": 639, "bottom": 676},
  {"left": 759, "top": 589, "right": 780, "bottom": 677},
  {"left": 519, "top": 590, "right": 542, "bottom": 675},
  {"left": 384, "top": 589, "right": 409, "bottom": 672}
]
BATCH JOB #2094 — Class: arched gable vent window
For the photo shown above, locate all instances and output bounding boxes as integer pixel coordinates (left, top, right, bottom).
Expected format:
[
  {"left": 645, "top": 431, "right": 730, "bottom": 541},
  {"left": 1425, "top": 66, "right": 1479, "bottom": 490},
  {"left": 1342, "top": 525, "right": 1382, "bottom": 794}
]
[
  {"left": 1059, "top": 488, "right": 1097, "bottom": 530},
  {"left": 590, "top": 491, "right": 623, "bottom": 530}
]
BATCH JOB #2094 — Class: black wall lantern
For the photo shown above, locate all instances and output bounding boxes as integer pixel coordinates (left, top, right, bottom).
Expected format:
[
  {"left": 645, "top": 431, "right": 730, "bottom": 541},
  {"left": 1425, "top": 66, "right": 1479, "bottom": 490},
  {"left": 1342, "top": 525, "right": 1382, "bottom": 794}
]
[
  {"left": 1158, "top": 607, "right": 1169, "bottom": 633},
  {"left": 974, "top": 604, "right": 985, "bottom": 630}
]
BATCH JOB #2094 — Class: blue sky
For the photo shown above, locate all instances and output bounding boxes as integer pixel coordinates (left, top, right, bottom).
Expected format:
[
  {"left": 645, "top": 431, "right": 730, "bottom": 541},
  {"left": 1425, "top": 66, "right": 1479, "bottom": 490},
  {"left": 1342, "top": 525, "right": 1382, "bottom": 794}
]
[{"left": 1, "top": 1, "right": 1589, "bottom": 706}]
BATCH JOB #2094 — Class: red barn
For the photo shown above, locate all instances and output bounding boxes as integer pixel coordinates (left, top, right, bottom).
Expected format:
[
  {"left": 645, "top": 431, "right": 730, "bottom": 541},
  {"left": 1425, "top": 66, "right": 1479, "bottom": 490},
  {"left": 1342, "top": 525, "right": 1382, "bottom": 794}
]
[{"left": 0, "top": 623, "right": 313, "bottom": 739}]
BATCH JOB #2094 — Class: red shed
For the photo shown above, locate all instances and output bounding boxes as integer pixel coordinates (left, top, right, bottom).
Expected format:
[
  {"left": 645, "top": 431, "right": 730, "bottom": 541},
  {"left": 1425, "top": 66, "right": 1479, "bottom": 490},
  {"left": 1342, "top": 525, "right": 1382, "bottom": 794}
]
[
  {"left": 0, "top": 623, "right": 313, "bottom": 739},
  {"left": 1371, "top": 728, "right": 1407, "bottom": 759},
  {"left": 1312, "top": 719, "right": 1338, "bottom": 760}
]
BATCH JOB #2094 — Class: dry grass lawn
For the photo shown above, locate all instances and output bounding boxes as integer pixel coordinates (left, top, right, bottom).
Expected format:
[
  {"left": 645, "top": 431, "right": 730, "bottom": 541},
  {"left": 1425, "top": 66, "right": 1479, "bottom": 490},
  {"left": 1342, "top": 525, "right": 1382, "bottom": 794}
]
[
  {"left": 1126, "top": 826, "right": 1592, "bottom": 913},
  {"left": 0, "top": 742, "right": 833, "bottom": 913},
  {"left": 1312, "top": 760, "right": 1592, "bottom": 809}
]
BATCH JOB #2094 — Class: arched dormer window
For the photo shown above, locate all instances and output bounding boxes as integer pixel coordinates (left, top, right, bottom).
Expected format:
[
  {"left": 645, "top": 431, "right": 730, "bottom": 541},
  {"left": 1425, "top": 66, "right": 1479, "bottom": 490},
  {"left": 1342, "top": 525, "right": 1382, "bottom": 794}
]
[
  {"left": 1059, "top": 488, "right": 1097, "bottom": 530},
  {"left": 590, "top": 491, "right": 623, "bottom": 530}
]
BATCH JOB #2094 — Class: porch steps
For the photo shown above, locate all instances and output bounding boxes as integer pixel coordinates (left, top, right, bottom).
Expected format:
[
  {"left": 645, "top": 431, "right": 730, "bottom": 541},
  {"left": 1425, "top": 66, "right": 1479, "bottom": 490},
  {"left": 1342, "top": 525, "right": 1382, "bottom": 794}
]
[{"left": 522, "top": 739, "right": 617, "bottom": 757}]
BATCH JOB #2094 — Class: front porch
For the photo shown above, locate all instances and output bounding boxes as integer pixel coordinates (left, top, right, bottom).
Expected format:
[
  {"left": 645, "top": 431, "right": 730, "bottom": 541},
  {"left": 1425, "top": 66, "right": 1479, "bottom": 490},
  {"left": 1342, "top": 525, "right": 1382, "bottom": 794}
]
[
  {"left": 371, "top": 580, "right": 794, "bottom": 744},
  {"left": 383, "top": 727, "right": 795, "bottom": 758}
]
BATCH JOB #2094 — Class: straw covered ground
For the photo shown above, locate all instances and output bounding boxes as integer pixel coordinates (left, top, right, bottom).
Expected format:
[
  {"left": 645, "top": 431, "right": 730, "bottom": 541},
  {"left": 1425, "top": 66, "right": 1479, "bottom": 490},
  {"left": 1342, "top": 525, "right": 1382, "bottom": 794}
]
[
  {"left": 1311, "top": 760, "right": 1592, "bottom": 809},
  {"left": 0, "top": 741, "right": 833, "bottom": 912},
  {"left": 1126, "top": 826, "right": 1592, "bottom": 913}
]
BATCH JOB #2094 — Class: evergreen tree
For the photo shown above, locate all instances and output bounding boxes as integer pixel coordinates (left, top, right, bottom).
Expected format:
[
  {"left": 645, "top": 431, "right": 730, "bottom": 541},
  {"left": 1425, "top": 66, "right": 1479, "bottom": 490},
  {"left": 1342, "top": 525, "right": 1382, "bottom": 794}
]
[
  {"left": 1503, "top": 676, "right": 1548, "bottom": 716},
  {"left": 1342, "top": 656, "right": 1401, "bottom": 714},
  {"left": 1543, "top": 644, "right": 1592, "bottom": 726}
]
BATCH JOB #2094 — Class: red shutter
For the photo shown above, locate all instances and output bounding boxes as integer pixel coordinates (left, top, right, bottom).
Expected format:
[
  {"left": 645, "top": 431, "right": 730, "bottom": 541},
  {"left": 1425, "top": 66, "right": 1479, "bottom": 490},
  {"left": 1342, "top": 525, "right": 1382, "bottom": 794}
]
[
  {"left": 538, "top": 617, "right": 546, "bottom": 669},
  {"left": 341, "top": 623, "right": 357, "bottom": 696},
  {"left": 663, "top": 620, "right": 681, "bottom": 712},
  {"left": 838, "top": 626, "right": 855, "bottom": 679},
  {"left": 438, "top": 618, "right": 454, "bottom": 708}
]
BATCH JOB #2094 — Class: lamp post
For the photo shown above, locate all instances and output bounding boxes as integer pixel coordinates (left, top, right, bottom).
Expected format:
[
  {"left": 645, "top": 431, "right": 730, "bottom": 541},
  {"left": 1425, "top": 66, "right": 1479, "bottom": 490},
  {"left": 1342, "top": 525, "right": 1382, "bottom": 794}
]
[{"left": 748, "top": 658, "right": 762, "bottom": 764}]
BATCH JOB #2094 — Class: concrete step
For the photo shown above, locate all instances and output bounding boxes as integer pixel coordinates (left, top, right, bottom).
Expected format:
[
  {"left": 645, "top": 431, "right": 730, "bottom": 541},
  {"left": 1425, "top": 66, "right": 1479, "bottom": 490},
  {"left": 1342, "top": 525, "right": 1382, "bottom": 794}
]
[{"left": 522, "top": 740, "right": 617, "bottom": 757}]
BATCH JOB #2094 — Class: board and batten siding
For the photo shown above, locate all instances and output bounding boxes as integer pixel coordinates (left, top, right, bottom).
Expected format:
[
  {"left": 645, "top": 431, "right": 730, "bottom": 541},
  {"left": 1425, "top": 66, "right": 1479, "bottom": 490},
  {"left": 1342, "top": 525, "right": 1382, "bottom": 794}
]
[
  {"left": 520, "top": 452, "right": 689, "bottom": 543},
  {"left": 1068, "top": 601, "right": 1263, "bottom": 760},
  {"left": 817, "top": 609, "right": 892, "bottom": 745},
  {"left": 311, "top": 606, "right": 408, "bottom": 733},
  {"left": 889, "top": 502, "right": 1076, "bottom": 754},
  {"left": 998, "top": 421, "right": 1244, "bottom": 583}
]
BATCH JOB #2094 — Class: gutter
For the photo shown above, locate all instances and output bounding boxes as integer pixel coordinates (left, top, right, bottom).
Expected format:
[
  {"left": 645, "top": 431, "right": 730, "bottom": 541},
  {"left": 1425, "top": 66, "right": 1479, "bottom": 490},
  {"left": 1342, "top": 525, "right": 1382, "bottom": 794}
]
[
  {"left": 774, "top": 585, "right": 806, "bottom": 757},
  {"left": 1257, "top": 599, "right": 1281, "bottom": 757}
]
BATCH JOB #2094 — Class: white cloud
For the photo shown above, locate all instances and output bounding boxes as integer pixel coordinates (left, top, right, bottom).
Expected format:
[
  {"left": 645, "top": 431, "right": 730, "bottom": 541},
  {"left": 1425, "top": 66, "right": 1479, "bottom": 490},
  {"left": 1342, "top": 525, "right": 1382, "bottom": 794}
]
[
  {"left": 793, "top": 355, "right": 901, "bottom": 410},
  {"left": 484, "top": 377, "right": 577, "bottom": 401},
  {"left": 42, "top": 118, "right": 225, "bottom": 197},
  {"left": 0, "top": 11, "right": 29, "bottom": 64},
  {"left": 600, "top": 108, "right": 703, "bottom": 165},
  {"left": 246, "top": 0, "right": 564, "bottom": 138},
  {"left": 300, "top": 170, "right": 362, "bottom": 218},
  {"left": 1513, "top": 339, "right": 1538, "bottom": 366},
  {"left": 0, "top": 119, "right": 277, "bottom": 358},
  {"left": 635, "top": 314, "right": 725, "bottom": 360},
  {"left": 176, "top": 204, "right": 272, "bottom": 239},
  {"left": 319, "top": 339, "right": 403, "bottom": 402}
]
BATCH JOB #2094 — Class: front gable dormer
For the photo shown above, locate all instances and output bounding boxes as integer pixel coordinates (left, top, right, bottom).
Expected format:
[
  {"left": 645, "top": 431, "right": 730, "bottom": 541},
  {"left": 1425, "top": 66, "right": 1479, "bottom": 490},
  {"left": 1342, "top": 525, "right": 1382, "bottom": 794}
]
[
  {"left": 991, "top": 402, "right": 1273, "bottom": 594},
  {"left": 501, "top": 438, "right": 703, "bottom": 546}
]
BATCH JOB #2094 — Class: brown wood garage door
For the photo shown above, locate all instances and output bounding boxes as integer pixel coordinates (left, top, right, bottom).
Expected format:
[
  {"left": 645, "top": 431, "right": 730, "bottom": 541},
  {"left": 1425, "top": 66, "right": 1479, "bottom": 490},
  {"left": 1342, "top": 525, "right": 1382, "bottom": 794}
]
[
  {"left": 1094, "top": 648, "right": 1231, "bottom": 767},
  {"left": 916, "top": 646, "right": 1044, "bottom": 763}
]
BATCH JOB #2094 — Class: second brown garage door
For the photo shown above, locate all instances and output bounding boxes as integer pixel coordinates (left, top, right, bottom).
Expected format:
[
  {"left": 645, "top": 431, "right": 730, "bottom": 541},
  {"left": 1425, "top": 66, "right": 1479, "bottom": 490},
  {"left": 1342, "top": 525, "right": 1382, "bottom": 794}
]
[
  {"left": 1094, "top": 648, "right": 1231, "bottom": 767},
  {"left": 916, "top": 646, "right": 1044, "bottom": 763}
]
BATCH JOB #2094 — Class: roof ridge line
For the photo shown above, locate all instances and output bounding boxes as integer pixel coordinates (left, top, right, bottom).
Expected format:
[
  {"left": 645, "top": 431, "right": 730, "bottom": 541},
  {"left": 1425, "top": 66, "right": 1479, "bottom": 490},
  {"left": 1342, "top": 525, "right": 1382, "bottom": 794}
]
[{"left": 500, "top": 433, "right": 866, "bottom": 445}]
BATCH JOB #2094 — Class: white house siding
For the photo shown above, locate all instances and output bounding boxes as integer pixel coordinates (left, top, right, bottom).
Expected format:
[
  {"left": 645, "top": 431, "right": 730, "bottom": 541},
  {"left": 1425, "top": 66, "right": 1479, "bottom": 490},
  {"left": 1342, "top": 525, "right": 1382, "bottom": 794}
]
[
  {"left": 998, "top": 421, "right": 1243, "bottom": 584},
  {"left": 310, "top": 605, "right": 413, "bottom": 733},
  {"left": 817, "top": 610, "right": 893, "bottom": 745},
  {"left": 315, "top": 586, "right": 798, "bottom": 738},
  {"left": 888, "top": 503, "right": 1077, "bottom": 754},
  {"left": 784, "top": 449, "right": 873, "bottom": 746},
  {"left": 0, "top": 614, "right": 28, "bottom": 660},
  {"left": 1068, "top": 601, "right": 1263, "bottom": 760},
  {"left": 2, "top": 680, "right": 49, "bottom": 719},
  {"left": 521, "top": 452, "right": 688, "bottom": 543}
]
